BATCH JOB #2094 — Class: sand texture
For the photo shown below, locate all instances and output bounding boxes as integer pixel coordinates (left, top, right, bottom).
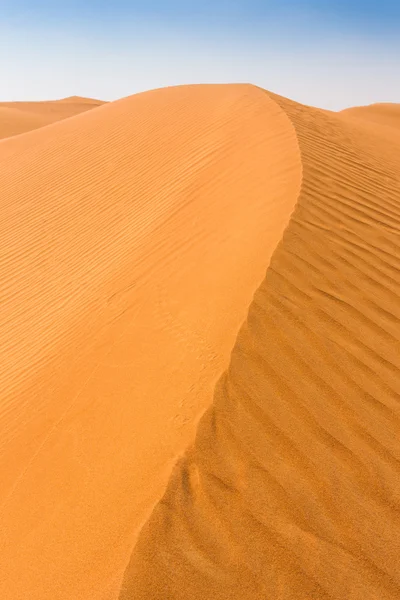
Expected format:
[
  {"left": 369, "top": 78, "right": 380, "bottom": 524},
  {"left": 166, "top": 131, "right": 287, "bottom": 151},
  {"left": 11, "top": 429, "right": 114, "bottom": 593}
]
[
  {"left": 0, "top": 84, "right": 399, "bottom": 599},
  {"left": 341, "top": 103, "right": 400, "bottom": 131},
  {"left": 0, "top": 97, "right": 104, "bottom": 139}
]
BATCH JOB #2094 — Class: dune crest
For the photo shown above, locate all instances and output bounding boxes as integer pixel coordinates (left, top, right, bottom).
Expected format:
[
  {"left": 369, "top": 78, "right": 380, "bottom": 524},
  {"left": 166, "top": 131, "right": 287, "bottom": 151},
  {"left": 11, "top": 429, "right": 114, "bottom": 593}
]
[
  {"left": 119, "top": 92, "right": 400, "bottom": 599},
  {"left": 0, "top": 84, "right": 301, "bottom": 599},
  {"left": 56, "top": 96, "right": 105, "bottom": 104},
  {"left": 341, "top": 103, "right": 400, "bottom": 132}
]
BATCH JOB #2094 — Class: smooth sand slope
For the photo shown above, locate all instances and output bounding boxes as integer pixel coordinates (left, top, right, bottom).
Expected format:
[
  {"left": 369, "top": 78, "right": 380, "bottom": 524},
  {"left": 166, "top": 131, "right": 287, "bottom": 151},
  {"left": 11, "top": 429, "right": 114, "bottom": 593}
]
[
  {"left": 341, "top": 102, "right": 400, "bottom": 131},
  {"left": 0, "top": 84, "right": 301, "bottom": 599},
  {"left": 0, "top": 96, "right": 104, "bottom": 139},
  {"left": 120, "top": 94, "right": 400, "bottom": 599}
]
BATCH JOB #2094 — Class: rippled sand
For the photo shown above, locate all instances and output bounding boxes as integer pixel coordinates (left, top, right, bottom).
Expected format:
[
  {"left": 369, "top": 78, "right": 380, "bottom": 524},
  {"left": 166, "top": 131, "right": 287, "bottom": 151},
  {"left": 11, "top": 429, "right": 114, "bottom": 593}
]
[{"left": 1, "top": 85, "right": 399, "bottom": 599}]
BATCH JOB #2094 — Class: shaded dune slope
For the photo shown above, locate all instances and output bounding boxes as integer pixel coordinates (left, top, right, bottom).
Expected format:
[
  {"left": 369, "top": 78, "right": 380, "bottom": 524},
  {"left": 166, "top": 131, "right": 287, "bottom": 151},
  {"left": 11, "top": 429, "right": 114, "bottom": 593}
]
[
  {"left": 120, "top": 93, "right": 400, "bottom": 599},
  {"left": 0, "top": 85, "right": 301, "bottom": 599},
  {"left": 0, "top": 97, "right": 105, "bottom": 139}
]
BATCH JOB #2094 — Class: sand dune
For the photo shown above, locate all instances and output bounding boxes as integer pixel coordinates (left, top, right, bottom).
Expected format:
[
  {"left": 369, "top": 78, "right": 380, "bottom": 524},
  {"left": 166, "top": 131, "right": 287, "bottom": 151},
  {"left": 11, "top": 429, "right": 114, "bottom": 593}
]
[
  {"left": 0, "top": 96, "right": 104, "bottom": 139},
  {"left": 341, "top": 102, "right": 400, "bottom": 131},
  {"left": 119, "top": 93, "right": 400, "bottom": 598},
  {"left": 0, "top": 84, "right": 301, "bottom": 599},
  {"left": 0, "top": 84, "right": 399, "bottom": 599}
]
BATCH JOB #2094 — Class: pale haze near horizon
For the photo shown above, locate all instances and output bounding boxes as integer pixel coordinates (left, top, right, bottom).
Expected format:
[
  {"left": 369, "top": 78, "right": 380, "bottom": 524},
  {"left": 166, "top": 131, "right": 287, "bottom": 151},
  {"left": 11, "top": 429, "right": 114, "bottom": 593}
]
[{"left": 1, "top": 13, "right": 399, "bottom": 111}]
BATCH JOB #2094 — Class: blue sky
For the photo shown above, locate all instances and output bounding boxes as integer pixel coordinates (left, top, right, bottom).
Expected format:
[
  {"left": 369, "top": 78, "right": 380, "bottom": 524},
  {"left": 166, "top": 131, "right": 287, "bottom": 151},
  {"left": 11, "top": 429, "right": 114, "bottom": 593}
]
[
  {"left": 1, "top": 0, "right": 399, "bottom": 109},
  {"left": 2, "top": 0, "right": 400, "bottom": 29}
]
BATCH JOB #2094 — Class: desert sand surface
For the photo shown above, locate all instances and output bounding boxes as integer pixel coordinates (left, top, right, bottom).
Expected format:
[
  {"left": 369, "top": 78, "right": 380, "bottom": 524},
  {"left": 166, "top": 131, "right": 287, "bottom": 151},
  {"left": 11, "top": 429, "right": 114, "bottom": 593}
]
[
  {"left": 0, "top": 96, "right": 104, "bottom": 139},
  {"left": 0, "top": 84, "right": 399, "bottom": 600},
  {"left": 341, "top": 102, "right": 400, "bottom": 130}
]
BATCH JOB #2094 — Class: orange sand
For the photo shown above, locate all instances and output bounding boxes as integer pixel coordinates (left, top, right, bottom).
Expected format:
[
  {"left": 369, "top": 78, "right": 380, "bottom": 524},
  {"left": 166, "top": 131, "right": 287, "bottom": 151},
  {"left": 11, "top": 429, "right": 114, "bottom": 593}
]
[
  {"left": 0, "top": 84, "right": 399, "bottom": 600},
  {"left": 0, "top": 96, "right": 104, "bottom": 139},
  {"left": 341, "top": 102, "right": 400, "bottom": 130}
]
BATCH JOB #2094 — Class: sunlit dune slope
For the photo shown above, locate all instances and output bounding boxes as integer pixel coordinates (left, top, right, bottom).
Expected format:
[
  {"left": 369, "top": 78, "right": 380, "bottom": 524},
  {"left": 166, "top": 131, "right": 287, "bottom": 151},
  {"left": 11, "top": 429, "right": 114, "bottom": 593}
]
[
  {"left": 57, "top": 96, "right": 104, "bottom": 104},
  {"left": 120, "top": 93, "right": 400, "bottom": 599},
  {"left": 0, "top": 96, "right": 105, "bottom": 139},
  {"left": 341, "top": 102, "right": 400, "bottom": 132},
  {"left": 0, "top": 84, "right": 301, "bottom": 599}
]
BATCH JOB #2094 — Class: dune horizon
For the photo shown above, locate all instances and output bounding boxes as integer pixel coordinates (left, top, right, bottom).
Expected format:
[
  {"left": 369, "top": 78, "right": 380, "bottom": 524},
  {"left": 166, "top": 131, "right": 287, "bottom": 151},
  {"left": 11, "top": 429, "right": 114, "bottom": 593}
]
[
  {"left": 0, "top": 96, "right": 105, "bottom": 140},
  {"left": 2, "top": 89, "right": 399, "bottom": 142},
  {"left": 0, "top": 82, "right": 400, "bottom": 600}
]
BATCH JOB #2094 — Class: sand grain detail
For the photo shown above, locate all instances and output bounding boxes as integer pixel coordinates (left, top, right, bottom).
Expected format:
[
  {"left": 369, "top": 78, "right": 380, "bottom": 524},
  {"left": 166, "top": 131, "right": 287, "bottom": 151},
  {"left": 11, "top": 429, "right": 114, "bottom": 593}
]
[
  {"left": 119, "top": 92, "right": 400, "bottom": 599},
  {"left": 0, "top": 84, "right": 301, "bottom": 599},
  {"left": 1, "top": 83, "right": 400, "bottom": 599}
]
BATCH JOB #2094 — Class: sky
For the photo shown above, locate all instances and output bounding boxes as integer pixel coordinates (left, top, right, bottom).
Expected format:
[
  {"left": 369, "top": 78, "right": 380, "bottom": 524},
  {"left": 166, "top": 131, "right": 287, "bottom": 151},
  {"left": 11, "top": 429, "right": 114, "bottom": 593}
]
[{"left": 0, "top": 0, "right": 399, "bottom": 110}]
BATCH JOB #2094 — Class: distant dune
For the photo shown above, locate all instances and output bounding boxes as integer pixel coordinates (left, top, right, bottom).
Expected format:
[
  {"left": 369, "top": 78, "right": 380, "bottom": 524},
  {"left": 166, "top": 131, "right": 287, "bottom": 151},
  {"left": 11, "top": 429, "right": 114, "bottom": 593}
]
[
  {"left": 0, "top": 96, "right": 105, "bottom": 139},
  {"left": 56, "top": 96, "right": 105, "bottom": 104},
  {"left": 341, "top": 102, "right": 400, "bottom": 130},
  {"left": 0, "top": 85, "right": 399, "bottom": 600}
]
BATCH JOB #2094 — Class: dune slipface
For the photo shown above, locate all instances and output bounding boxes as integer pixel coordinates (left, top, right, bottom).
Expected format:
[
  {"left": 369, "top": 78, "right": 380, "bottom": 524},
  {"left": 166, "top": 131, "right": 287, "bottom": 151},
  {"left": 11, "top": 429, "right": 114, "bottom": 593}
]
[
  {"left": 119, "top": 92, "right": 400, "bottom": 599},
  {"left": 0, "top": 97, "right": 104, "bottom": 140},
  {"left": 0, "top": 85, "right": 301, "bottom": 599}
]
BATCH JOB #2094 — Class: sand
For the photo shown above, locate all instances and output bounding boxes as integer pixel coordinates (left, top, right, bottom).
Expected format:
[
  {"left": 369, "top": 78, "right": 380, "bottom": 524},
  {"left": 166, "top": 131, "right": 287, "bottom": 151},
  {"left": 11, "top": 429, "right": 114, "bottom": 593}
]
[
  {"left": 0, "top": 84, "right": 399, "bottom": 600},
  {"left": 0, "top": 96, "right": 104, "bottom": 139},
  {"left": 341, "top": 102, "right": 400, "bottom": 130}
]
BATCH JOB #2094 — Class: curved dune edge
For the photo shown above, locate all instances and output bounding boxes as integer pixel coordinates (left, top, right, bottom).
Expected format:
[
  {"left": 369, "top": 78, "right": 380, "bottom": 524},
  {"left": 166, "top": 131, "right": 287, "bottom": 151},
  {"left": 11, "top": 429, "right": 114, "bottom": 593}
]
[
  {"left": 341, "top": 103, "right": 400, "bottom": 131},
  {"left": 0, "top": 84, "right": 302, "bottom": 599},
  {"left": 0, "top": 97, "right": 105, "bottom": 140},
  {"left": 339, "top": 104, "right": 400, "bottom": 147},
  {"left": 119, "top": 92, "right": 400, "bottom": 599}
]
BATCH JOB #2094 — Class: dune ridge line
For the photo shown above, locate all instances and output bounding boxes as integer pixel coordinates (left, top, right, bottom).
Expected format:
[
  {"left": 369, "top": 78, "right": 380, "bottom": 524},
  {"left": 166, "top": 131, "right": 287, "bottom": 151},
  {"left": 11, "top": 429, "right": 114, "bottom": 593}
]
[
  {"left": 118, "top": 88, "right": 400, "bottom": 599},
  {"left": 0, "top": 84, "right": 303, "bottom": 599}
]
